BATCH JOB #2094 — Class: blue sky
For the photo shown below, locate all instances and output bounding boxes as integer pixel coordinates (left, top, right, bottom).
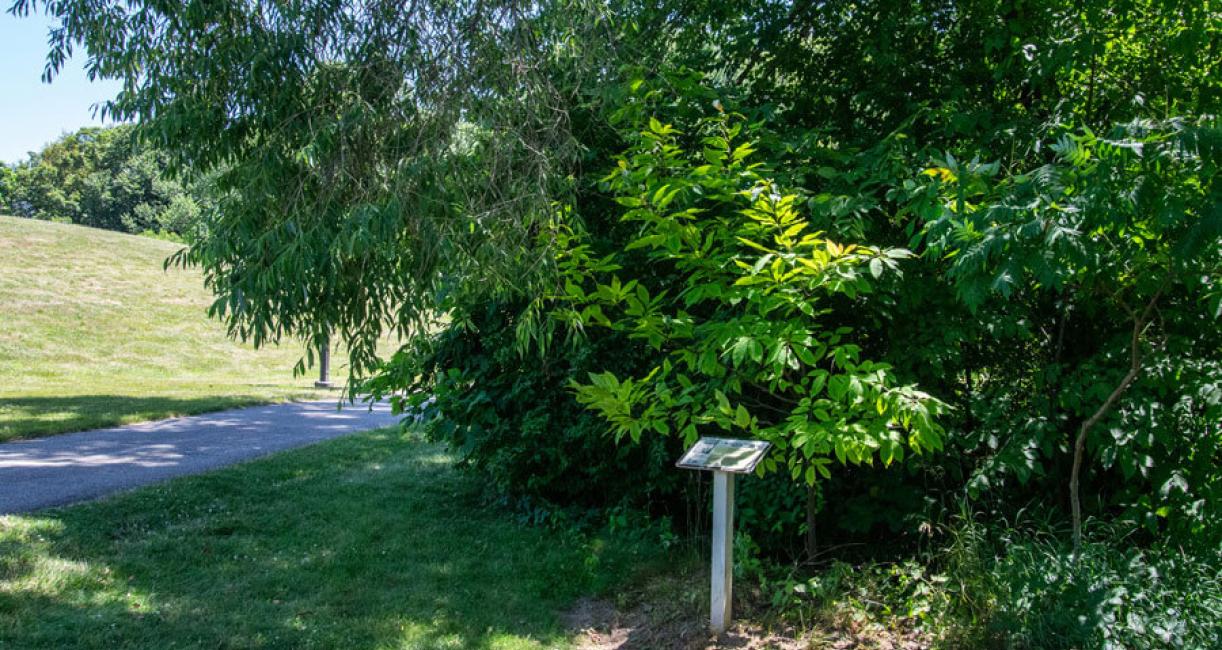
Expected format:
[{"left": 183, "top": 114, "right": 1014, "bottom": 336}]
[{"left": 1, "top": 10, "right": 123, "bottom": 164}]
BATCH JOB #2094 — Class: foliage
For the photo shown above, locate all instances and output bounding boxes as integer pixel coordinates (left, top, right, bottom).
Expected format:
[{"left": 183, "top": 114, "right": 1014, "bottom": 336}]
[
  {"left": 0, "top": 165, "right": 14, "bottom": 209},
  {"left": 733, "top": 509, "right": 1222, "bottom": 650},
  {"left": 979, "top": 535, "right": 1222, "bottom": 649},
  {"left": 15, "top": 0, "right": 619, "bottom": 373},
  {"left": 909, "top": 120, "right": 1222, "bottom": 544},
  {"left": 937, "top": 514, "right": 1222, "bottom": 650},
  {"left": 0, "top": 125, "right": 205, "bottom": 237},
  {"left": 365, "top": 298, "right": 687, "bottom": 519},
  {"left": 20, "top": 0, "right": 1222, "bottom": 640},
  {"left": 557, "top": 111, "right": 946, "bottom": 488}
]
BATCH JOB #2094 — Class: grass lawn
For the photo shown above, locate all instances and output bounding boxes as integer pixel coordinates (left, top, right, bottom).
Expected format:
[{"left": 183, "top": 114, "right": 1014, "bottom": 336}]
[
  {"left": 0, "top": 216, "right": 339, "bottom": 441},
  {"left": 0, "top": 428, "right": 669, "bottom": 649}
]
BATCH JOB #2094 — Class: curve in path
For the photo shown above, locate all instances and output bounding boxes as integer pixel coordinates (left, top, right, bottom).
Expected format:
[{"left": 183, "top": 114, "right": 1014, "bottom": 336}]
[{"left": 0, "top": 399, "right": 400, "bottom": 514}]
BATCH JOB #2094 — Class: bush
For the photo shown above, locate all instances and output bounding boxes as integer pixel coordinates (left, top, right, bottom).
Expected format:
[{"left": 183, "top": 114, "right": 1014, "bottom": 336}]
[
  {"left": 731, "top": 508, "right": 1222, "bottom": 649},
  {"left": 371, "top": 298, "right": 690, "bottom": 523},
  {"left": 979, "top": 536, "right": 1222, "bottom": 649},
  {"left": 925, "top": 509, "right": 1222, "bottom": 649}
]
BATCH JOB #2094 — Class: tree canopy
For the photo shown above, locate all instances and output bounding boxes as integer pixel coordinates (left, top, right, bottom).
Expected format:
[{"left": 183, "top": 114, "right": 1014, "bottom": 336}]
[
  {"left": 16, "top": 0, "right": 616, "bottom": 366},
  {"left": 1, "top": 125, "right": 203, "bottom": 237}
]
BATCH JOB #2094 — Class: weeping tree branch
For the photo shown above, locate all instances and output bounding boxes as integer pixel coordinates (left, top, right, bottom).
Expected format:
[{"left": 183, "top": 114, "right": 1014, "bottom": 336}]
[{"left": 18, "top": 0, "right": 619, "bottom": 386}]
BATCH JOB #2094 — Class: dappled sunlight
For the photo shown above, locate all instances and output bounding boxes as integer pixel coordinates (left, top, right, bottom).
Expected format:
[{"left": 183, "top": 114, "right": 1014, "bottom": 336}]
[
  {"left": 0, "top": 516, "right": 140, "bottom": 615},
  {"left": 0, "top": 400, "right": 399, "bottom": 512},
  {"left": 0, "top": 434, "right": 652, "bottom": 649},
  {"left": 1, "top": 443, "right": 184, "bottom": 469}
]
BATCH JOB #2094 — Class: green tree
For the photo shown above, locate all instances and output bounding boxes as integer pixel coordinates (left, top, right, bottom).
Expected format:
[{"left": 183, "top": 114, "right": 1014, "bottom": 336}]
[
  {"left": 916, "top": 121, "right": 1222, "bottom": 547},
  {"left": 4, "top": 125, "right": 204, "bottom": 237},
  {"left": 0, "top": 165, "right": 14, "bottom": 213},
  {"left": 15, "top": 0, "right": 613, "bottom": 370}
]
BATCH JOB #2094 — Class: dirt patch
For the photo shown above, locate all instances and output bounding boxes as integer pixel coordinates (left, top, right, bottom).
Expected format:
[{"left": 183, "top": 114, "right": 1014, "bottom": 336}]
[
  {"left": 565, "top": 595, "right": 806, "bottom": 649},
  {"left": 565, "top": 578, "right": 931, "bottom": 650}
]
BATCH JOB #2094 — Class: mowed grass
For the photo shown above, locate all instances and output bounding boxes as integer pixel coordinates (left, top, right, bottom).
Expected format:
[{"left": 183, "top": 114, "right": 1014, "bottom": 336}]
[
  {"left": 0, "top": 215, "right": 335, "bottom": 441},
  {"left": 0, "top": 429, "right": 662, "bottom": 649}
]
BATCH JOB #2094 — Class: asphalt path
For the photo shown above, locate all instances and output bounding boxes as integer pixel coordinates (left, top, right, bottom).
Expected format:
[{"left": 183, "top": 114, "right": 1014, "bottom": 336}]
[{"left": 0, "top": 399, "right": 400, "bottom": 514}]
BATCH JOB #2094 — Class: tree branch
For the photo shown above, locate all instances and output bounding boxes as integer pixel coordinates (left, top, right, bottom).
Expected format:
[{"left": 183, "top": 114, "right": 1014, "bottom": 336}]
[{"left": 1070, "top": 280, "right": 1166, "bottom": 551}]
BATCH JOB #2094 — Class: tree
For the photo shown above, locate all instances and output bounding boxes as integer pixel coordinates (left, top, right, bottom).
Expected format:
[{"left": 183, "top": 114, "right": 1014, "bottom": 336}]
[
  {"left": 918, "top": 121, "right": 1222, "bottom": 547},
  {"left": 14, "top": 0, "right": 615, "bottom": 371},
  {"left": 3, "top": 125, "right": 203, "bottom": 236},
  {"left": 0, "top": 165, "right": 14, "bottom": 214}
]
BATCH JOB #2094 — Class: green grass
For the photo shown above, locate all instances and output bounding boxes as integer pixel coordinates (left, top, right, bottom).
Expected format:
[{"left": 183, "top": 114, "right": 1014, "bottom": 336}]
[
  {"left": 0, "top": 215, "right": 337, "bottom": 441},
  {"left": 0, "top": 429, "right": 664, "bottom": 649}
]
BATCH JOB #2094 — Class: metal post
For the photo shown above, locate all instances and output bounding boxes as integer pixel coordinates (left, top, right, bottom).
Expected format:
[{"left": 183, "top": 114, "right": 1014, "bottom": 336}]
[
  {"left": 315, "top": 333, "right": 332, "bottom": 388},
  {"left": 711, "top": 470, "right": 735, "bottom": 633}
]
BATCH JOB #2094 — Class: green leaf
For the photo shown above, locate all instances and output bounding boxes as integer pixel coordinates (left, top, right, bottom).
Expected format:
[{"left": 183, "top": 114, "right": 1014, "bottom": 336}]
[
  {"left": 734, "top": 404, "right": 750, "bottom": 428},
  {"left": 827, "top": 375, "right": 848, "bottom": 402}
]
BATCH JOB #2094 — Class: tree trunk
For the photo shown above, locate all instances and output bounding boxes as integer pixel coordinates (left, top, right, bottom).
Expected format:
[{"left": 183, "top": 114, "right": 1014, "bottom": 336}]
[{"left": 805, "top": 483, "right": 818, "bottom": 561}]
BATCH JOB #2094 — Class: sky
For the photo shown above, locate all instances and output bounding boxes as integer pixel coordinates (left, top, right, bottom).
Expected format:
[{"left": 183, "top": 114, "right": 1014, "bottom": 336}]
[{"left": 0, "top": 10, "right": 123, "bottom": 164}]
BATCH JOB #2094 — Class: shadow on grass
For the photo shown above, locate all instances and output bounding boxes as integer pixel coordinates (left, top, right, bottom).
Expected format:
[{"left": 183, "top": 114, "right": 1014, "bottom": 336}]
[
  {"left": 0, "top": 430, "right": 657, "bottom": 649},
  {"left": 0, "top": 394, "right": 305, "bottom": 442}
]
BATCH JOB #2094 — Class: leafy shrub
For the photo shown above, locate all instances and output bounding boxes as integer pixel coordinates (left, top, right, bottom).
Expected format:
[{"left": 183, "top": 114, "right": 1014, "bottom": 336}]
[
  {"left": 914, "top": 121, "right": 1222, "bottom": 545},
  {"left": 559, "top": 109, "right": 947, "bottom": 498},
  {"left": 730, "top": 507, "right": 1222, "bottom": 650},
  {"left": 369, "top": 298, "right": 689, "bottom": 522},
  {"left": 981, "top": 537, "right": 1222, "bottom": 650}
]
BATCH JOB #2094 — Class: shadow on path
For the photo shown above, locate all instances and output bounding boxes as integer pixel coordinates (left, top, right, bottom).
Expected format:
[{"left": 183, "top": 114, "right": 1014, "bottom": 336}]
[
  {"left": 0, "top": 398, "right": 399, "bottom": 513},
  {"left": 0, "top": 394, "right": 317, "bottom": 442}
]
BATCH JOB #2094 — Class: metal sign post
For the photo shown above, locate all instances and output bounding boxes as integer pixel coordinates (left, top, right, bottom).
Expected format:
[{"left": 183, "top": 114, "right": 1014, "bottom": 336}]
[
  {"left": 710, "top": 470, "right": 735, "bottom": 632},
  {"left": 677, "top": 437, "right": 771, "bottom": 634},
  {"left": 315, "top": 333, "right": 333, "bottom": 388}
]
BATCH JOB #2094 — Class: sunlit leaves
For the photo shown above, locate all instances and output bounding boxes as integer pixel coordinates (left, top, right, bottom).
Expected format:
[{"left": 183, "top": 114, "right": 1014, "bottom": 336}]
[{"left": 563, "top": 110, "right": 947, "bottom": 485}]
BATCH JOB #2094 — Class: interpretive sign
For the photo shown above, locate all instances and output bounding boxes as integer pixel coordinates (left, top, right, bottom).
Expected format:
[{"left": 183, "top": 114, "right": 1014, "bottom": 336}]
[
  {"left": 676, "top": 436, "right": 772, "bottom": 634},
  {"left": 676, "top": 437, "right": 771, "bottom": 474}
]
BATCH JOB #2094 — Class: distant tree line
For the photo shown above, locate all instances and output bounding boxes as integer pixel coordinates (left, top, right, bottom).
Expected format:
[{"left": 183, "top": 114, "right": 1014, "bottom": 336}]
[{"left": 0, "top": 125, "right": 204, "bottom": 239}]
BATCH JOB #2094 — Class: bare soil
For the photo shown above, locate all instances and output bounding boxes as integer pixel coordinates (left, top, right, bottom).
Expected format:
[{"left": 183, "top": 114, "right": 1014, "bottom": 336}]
[{"left": 565, "top": 571, "right": 930, "bottom": 650}]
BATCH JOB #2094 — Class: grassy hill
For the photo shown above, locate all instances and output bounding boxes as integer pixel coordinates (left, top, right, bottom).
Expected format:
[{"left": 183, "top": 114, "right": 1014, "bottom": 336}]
[{"left": 0, "top": 216, "right": 339, "bottom": 441}]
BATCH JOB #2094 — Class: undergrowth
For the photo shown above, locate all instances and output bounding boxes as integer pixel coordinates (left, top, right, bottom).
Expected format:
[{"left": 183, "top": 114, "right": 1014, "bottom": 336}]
[{"left": 733, "top": 505, "right": 1222, "bottom": 649}]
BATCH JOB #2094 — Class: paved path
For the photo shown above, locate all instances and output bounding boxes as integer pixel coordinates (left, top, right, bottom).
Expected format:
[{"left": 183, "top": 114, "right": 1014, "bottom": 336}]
[{"left": 0, "top": 399, "right": 400, "bottom": 514}]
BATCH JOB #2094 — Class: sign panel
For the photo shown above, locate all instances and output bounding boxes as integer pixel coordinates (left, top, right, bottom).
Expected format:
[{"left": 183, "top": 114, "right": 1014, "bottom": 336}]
[{"left": 676, "top": 437, "right": 771, "bottom": 474}]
